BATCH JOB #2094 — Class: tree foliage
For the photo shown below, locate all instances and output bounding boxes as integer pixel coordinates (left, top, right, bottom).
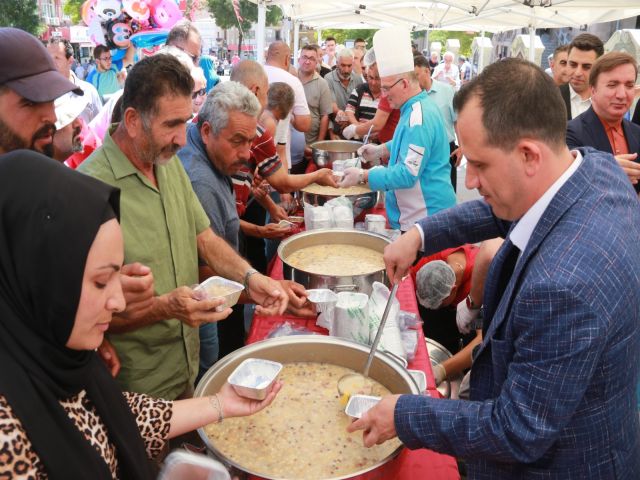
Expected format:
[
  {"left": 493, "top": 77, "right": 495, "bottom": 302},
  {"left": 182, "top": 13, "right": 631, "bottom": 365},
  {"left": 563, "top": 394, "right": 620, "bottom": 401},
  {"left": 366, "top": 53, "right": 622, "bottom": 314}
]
[
  {"left": 64, "top": 0, "right": 84, "bottom": 25},
  {"left": 0, "top": 0, "right": 42, "bottom": 35},
  {"left": 318, "top": 29, "right": 377, "bottom": 47},
  {"left": 206, "top": 0, "right": 281, "bottom": 31},
  {"left": 421, "top": 30, "right": 490, "bottom": 58}
]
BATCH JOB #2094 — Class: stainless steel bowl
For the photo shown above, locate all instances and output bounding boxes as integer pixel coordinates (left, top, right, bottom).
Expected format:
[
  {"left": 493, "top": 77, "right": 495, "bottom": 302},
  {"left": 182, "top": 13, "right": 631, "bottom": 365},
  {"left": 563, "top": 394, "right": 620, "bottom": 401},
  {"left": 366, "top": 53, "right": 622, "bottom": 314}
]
[
  {"left": 195, "top": 335, "right": 420, "bottom": 480},
  {"left": 278, "top": 229, "right": 390, "bottom": 295},
  {"left": 311, "top": 140, "right": 362, "bottom": 168},
  {"left": 301, "top": 188, "right": 379, "bottom": 219}
]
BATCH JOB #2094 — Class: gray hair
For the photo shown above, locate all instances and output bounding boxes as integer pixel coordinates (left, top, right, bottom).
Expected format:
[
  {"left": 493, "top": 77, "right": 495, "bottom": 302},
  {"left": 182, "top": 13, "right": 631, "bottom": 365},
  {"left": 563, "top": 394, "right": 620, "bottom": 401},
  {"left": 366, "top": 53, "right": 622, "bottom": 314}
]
[
  {"left": 337, "top": 48, "right": 354, "bottom": 61},
  {"left": 167, "top": 19, "right": 201, "bottom": 45},
  {"left": 197, "top": 81, "right": 261, "bottom": 134},
  {"left": 267, "top": 82, "right": 294, "bottom": 117}
]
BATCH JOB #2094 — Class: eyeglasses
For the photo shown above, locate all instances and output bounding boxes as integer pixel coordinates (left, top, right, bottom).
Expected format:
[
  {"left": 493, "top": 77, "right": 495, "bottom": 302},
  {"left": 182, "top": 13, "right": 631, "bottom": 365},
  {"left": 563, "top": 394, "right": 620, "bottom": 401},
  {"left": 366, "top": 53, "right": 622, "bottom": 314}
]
[
  {"left": 300, "top": 55, "right": 317, "bottom": 63},
  {"left": 192, "top": 88, "right": 206, "bottom": 99},
  {"left": 381, "top": 78, "right": 405, "bottom": 93},
  {"left": 99, "top": 56, "right": 112, "bottom": 61}
]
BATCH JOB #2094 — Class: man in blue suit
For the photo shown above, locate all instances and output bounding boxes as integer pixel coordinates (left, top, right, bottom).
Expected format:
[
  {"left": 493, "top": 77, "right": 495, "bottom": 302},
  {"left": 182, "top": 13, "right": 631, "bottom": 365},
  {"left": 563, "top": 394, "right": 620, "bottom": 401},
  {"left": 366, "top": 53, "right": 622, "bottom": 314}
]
[
  {"left": 348, "top": 58, "right": 640, "bottom": 479},
  {"left": 567, "top": 51, "right": 640, "bottom": 193}
]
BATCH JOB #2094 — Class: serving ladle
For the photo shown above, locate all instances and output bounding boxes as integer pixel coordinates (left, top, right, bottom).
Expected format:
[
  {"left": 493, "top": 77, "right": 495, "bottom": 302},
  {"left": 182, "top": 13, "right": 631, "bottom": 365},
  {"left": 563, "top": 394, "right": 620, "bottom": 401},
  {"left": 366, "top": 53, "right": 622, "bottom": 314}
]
[{"left": 337, "top": 282, "right": 400, "bottom": 403}]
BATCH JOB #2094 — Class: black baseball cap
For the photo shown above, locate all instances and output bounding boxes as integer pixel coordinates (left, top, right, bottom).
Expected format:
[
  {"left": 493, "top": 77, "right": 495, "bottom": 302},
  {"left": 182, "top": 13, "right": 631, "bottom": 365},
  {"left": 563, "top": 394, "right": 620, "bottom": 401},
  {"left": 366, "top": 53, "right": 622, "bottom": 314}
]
[{"left": 0, "top": 28, "right": 83, "bottom": 102}]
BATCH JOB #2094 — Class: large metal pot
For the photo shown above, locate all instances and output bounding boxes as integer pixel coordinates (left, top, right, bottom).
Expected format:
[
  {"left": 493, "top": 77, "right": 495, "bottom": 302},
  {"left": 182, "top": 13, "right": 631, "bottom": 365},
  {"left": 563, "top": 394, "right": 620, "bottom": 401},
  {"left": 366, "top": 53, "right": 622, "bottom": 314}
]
[
  {"left": 195, "top": 335, "right": 420, "bottom": 479},
  {"left": 278, "top": 229, "right": 389, "bottom": 295},
  {"left": 425, "top": 338, "right": 462, "bottom": 399},
  {"left": 301, "top": 187, "right": 379, "bottom": 219},
  {"left": 311, "top": 140, "right": 362, "bottom": 168}
]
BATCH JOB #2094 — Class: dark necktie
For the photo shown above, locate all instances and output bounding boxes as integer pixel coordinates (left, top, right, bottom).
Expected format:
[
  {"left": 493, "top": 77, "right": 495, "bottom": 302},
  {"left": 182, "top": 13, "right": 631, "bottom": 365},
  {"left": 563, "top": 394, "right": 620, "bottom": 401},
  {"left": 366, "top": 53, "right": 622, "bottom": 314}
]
[{"left": 483, "top": 238, "right": 520, "bottom": 335}]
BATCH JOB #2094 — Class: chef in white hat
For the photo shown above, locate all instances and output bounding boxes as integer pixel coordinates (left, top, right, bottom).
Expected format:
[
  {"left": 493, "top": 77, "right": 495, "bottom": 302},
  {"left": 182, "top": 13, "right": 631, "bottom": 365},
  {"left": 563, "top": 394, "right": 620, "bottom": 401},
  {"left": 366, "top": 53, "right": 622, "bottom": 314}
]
[
  {"left": 339, "top": 27, "right": 456, "bottom": 231},
  {"left": 51, "top": 92, "right": 89, "bottom": 163}
]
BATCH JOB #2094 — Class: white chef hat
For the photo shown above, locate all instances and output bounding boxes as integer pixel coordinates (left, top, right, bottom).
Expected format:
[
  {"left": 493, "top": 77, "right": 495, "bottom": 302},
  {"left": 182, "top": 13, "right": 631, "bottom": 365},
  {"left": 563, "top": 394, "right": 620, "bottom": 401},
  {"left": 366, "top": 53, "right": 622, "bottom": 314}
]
[
  {"left": 54, "top": 92, "right": 88, "bottom": 130},
  {"left": 372, "top": 27, "right": 414, "bottom": 77}
]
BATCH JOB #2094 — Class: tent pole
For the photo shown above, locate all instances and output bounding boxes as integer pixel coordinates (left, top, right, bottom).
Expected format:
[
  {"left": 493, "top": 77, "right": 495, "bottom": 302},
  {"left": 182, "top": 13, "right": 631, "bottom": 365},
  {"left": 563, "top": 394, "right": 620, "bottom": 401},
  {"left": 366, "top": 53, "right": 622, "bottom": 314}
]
[
  {"left": 293, "top": 20, "right": 300, "bottom": 61},
  {"left": 257, "top": 0, "right": 266, "bottom": 63},
  {"left": 478, "top": 30, "right": 485, "bottom": 72},
  {"left": 528, "top": 24, "right": 536, "bottom": 63}
]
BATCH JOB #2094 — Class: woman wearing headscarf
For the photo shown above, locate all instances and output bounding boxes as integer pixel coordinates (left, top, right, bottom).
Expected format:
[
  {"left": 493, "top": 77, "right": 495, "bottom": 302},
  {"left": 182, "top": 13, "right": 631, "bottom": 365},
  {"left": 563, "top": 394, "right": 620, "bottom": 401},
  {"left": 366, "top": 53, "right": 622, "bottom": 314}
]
[{"left": 0, "top": 150, "right": 280, "bottom": 479}]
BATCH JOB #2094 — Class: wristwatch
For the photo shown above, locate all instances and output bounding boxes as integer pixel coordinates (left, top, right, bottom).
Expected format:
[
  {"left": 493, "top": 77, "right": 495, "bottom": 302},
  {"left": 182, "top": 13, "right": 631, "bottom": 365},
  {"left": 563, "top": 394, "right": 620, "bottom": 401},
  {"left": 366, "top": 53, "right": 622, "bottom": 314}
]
[
  {"left": 466, "top": 293, "right": 480, "bottom": 310},
  {"left": 357, "top": 168, "right": 366, "bottom": 184}
]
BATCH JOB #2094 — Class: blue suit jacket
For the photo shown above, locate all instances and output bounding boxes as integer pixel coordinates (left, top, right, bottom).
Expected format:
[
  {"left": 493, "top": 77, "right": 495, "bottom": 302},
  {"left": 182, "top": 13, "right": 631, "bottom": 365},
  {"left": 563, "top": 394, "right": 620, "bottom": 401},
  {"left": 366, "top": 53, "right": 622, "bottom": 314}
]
[
  {"left": 567, "top": 106, "right": 640, "bottom": 193},
  {"left": 395, "top": 149, "right": 640, "bottom": 479}
]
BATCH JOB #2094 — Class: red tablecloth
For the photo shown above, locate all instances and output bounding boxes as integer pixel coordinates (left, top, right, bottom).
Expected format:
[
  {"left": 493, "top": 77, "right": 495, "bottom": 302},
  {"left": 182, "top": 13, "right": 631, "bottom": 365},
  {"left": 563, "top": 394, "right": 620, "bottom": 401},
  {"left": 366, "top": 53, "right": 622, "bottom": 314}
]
[{"left": 245, "top": 258, "right": 460, "bottom": 480}]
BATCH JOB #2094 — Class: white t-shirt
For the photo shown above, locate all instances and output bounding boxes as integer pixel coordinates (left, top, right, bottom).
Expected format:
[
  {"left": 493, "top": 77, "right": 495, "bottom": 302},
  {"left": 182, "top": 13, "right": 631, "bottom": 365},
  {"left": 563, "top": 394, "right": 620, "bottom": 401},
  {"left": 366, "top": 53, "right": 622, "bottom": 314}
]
[{"left": 263, "top": 64, "right": 310, "bottom": 167}]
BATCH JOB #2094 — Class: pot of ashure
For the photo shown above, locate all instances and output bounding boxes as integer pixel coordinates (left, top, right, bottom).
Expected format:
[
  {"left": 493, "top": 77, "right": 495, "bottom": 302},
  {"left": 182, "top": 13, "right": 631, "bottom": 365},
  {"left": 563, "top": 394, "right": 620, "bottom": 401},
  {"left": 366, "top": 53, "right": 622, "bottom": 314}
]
[
  {"left": 310, "top": 140, "right": 362, "bottom": 168},
  {"left": 195, "top": 335, "right": 420, "bottom": 480},
  {"left": 278, "top": 229, "right": 389, "bottom": 295}
]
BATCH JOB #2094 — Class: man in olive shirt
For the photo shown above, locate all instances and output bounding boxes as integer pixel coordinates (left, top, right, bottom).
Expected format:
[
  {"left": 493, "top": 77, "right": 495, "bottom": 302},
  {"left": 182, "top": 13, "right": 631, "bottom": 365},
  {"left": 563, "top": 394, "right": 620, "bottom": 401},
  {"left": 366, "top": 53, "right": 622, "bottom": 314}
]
[
  {"left": 298, "top": 44, "right": 333, "bottom": 147},
  {"left": 79, "top": 54, "right": 288, "bottom": 400}
]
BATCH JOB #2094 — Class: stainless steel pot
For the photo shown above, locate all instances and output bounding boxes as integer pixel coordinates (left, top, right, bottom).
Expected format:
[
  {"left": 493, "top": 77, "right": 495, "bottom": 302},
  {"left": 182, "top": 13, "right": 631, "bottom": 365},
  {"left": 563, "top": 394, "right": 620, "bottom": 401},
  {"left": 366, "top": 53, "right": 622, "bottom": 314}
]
[
  {"left": 425, "top": 338, "right": 462, "bottom": 399},
  {"left": 195, "top": 335, "right": 420, "bottom": 480},
  {"left": 301, "top": 188, "right": 379, "bottom": 219},
  {"left": 278, "top": 229, "right": 389, "bottom": 295},
  {"left": 311, "top": 140, "right": 362, "bottom": 168}
]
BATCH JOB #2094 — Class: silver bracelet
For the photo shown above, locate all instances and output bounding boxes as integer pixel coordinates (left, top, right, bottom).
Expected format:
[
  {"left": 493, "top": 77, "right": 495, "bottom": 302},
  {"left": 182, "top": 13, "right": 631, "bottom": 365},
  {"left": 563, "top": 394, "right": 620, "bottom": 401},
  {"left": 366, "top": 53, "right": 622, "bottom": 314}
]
[
  {"left": 243, "top": 267, "right": 258, "bottom": 291},
  {"left": 209, "top": 394, "right": 224, "bottom": 423}
]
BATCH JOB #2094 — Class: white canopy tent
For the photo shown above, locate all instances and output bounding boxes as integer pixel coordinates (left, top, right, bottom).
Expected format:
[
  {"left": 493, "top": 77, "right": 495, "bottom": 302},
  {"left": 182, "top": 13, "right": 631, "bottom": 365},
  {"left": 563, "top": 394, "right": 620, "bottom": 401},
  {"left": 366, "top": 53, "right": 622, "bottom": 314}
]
[{"left": 250, "top": 0, "right": 640, "bottom": 63}]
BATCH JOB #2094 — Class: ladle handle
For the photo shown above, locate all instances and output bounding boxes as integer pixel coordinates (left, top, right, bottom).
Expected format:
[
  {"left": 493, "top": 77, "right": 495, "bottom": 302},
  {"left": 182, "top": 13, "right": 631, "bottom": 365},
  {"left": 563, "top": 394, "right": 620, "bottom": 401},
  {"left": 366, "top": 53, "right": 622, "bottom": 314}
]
[{"left": 363, "top": 282, "right": 400, "bottom": 378}]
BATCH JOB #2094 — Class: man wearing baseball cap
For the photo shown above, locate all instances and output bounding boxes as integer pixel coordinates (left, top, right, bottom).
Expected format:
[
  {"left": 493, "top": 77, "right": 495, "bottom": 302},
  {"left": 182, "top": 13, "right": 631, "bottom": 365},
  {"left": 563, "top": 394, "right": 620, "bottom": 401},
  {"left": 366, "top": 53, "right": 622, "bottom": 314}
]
[
  {"left": 0, "top": 27, "right": 83, "bottom": 156},
  {"left": 0, "top": 28, "right": 153, "bottom": 379}
]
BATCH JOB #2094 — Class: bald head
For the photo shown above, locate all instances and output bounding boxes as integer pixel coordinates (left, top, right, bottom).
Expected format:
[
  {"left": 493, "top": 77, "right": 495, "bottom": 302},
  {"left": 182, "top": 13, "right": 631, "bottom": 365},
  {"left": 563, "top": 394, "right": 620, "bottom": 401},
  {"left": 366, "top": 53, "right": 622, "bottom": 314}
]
[
  {"left": 231, "top": 59, "right": 268, "bottom": 87},
  {"left": 266, "top": 41, "right": 291, "bottom": 70},
  {"left": 230, "top": 59, "right": 269, "bottom": 108}
]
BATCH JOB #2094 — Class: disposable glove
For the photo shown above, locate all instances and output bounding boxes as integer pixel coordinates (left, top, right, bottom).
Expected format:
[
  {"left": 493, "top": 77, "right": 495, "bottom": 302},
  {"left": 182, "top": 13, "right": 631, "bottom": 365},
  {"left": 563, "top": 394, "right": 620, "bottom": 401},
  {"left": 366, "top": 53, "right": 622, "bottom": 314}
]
[
  {"left": 433, "top": 363, "right": 447, "bottom": 386},
  {"left": 456, "top": 300, "right": 480, "bottom": 334},
  {"left": 357, "top": 144, "right": 384, "bottom": 164},
  {"left": 338, "top": 167, "right": 362, "bottom": 188},
  {"left": 342, "top": 124, "right": 358, "bottom": 140}
]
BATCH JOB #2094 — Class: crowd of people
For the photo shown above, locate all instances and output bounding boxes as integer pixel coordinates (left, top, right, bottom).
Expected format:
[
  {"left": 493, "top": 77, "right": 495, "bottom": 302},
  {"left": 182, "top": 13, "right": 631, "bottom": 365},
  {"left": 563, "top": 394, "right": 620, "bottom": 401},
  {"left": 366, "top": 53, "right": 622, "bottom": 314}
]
[{"left": 0, "top": 16, "right": 639, "bottom": 479}]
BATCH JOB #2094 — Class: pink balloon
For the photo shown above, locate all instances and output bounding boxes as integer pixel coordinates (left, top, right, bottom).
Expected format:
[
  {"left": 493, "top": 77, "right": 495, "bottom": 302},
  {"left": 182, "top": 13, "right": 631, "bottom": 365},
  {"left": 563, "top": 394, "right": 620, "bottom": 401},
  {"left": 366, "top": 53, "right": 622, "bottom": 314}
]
[
  {"left": 151, "top": 0, "right": 182, "bottom": 29},
  {"left": 81, "top": 0, "right": 97, "bottom": 26},
  {"left": 122, "top": 0, "right": 150, "bottom": 21}
]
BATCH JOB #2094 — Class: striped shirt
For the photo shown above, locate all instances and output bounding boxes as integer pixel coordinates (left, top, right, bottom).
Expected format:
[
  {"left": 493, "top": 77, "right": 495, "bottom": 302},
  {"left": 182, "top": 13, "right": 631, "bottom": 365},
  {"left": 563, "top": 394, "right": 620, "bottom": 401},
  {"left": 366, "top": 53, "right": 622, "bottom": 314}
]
[
  {"left": 231, "top": 124, "right": 282, "bottom": 216},
  {"left": 346, "top": 83, "right": 380, "bottom": 121}
]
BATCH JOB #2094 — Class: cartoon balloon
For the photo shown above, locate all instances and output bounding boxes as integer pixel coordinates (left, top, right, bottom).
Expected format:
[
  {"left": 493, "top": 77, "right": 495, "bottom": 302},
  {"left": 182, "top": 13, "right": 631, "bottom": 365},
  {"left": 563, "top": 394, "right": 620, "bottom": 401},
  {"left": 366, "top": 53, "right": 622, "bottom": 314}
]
[
  {"left": 87, "top": 15, "right": 106, "bottom": 45},
  {"left": 81, "top": 0, "right": 97, "bottom": 26},
  {"left": 105, "top": 20, "right": 132, "bottom": 49},
  {"left": 95, "top": 0, "right": 123, "bottom": 21},
  {"left": 151, "top": 0, "right": 182, "bottom": 29},
  {"left": 122, "top": 0, "right": 150, "bottom": 21}
]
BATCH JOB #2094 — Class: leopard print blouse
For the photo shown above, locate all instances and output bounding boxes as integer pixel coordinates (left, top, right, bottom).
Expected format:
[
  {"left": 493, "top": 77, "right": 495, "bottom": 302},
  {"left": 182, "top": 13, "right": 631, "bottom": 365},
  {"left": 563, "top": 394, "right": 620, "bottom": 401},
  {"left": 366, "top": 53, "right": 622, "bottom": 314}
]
[{"left": 0, "top": 390, "right": 172, "bottom": 479}]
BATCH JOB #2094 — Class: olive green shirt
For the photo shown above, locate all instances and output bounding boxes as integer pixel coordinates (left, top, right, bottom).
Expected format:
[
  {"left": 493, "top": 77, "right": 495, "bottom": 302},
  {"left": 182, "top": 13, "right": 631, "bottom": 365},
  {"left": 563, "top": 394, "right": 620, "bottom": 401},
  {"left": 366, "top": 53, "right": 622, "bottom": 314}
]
[{"left": 78, "top": 128, "right": 210, "bottom": 399}]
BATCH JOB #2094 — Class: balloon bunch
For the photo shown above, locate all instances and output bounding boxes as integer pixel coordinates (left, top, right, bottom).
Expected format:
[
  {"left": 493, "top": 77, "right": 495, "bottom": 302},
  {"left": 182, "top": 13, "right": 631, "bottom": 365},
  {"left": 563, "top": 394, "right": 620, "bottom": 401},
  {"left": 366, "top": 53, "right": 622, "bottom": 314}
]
[{"left": 82, "top": 0, "right": 184, "bottom": 56}]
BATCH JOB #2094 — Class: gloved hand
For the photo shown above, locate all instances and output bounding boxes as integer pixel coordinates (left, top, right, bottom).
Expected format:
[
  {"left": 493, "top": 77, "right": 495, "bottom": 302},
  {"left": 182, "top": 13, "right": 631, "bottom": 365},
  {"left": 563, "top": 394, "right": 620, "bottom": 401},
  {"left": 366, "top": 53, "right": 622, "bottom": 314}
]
[
  {"left": 433, "top": 363, "right": 447, "bottom": 386},
  {"left": 338, "top": 167, "right": 362, "bottom": 188},
  {"left": 357, "top": 144, "right": 384, "bottom": 164},
  {"left": 342, "top": 124, "right": 358, "bottom": 140},
  {"left": 456, "top": 300, "right": 480, "bottom": 334}
]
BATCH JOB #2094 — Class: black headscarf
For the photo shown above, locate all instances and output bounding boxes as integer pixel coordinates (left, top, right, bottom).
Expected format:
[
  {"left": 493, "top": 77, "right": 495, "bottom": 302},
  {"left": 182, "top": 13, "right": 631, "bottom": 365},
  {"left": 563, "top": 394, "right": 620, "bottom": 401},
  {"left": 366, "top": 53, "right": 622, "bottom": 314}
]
[{"left": 0, "top": 150, "right": 153, "bottom": 479}]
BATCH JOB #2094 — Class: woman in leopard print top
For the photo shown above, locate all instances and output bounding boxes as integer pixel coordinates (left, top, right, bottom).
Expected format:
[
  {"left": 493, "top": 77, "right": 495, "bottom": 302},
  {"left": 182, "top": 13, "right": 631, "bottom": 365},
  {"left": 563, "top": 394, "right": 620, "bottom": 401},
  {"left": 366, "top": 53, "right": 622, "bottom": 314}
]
[{"left": 0, "top": 152, "right": 281, "bottom": 479}]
